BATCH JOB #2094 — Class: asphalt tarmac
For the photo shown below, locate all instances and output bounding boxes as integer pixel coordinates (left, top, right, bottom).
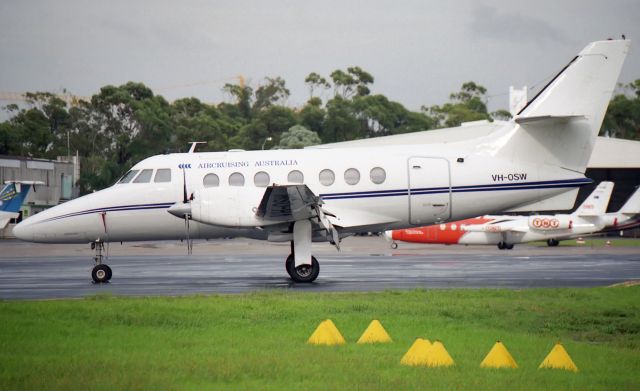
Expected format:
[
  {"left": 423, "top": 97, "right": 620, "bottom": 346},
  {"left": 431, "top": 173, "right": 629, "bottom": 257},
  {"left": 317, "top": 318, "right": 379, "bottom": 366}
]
[{"left": 1, "top": 237, "right": 639, "bottom": 299}]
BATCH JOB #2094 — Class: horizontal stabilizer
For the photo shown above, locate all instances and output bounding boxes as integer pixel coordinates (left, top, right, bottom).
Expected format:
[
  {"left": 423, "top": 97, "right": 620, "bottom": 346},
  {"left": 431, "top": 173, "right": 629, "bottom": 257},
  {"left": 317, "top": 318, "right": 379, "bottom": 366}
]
[
  {"left": 505, "top": 188, "right": 579, "bottom": 212},
  {"left": 515, "top": 115, "right": 585, "bottom": 125}
]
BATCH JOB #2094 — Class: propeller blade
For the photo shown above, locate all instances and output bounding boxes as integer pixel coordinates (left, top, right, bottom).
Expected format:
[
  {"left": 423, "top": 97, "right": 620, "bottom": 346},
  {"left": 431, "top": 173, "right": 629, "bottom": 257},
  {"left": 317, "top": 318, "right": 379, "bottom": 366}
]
[{"left": 182, "top": 169, "right": 188, "bottom": 204}]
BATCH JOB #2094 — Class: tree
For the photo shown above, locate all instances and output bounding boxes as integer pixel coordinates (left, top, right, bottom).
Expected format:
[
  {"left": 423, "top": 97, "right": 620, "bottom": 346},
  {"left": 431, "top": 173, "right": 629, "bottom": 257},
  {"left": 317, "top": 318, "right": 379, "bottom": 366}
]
[
  {"left": 277, "top": 125, "right": 321, "bottom": 149},
  {"left": 425, "top": 81, "right": 492, "bottom": 128},
  {"left": 253, "top": 77, "right": 290, "bottom": 113},
  {"left": 304, "top": 72, "right": 330, "bottom": 100},
  {"left": 602, "top": 80, "right": 640, "bottom": 140}
]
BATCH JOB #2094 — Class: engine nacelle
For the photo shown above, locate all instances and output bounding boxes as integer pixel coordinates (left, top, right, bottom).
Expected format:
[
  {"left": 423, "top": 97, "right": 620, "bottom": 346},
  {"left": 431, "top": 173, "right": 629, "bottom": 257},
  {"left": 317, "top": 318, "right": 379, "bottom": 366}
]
[
  {"left": 190, "top": 187, "right": 276, "bottom": 228},
  {"left": 528, "top": 215, "right": 572, "bottom": 231}
]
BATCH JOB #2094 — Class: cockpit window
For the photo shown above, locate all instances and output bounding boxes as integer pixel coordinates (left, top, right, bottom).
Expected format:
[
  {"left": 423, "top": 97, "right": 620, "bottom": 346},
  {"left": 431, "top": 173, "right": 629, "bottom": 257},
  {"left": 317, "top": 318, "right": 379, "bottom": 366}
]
[
  {"left": 154, "top": 169, "right": 171, "bottom": 183},
  {"left": 133, "top": 169, "right": 153, "bottom": 183},
  {"left": 118, "top": 170, "right": 139, "bottom": 184}
]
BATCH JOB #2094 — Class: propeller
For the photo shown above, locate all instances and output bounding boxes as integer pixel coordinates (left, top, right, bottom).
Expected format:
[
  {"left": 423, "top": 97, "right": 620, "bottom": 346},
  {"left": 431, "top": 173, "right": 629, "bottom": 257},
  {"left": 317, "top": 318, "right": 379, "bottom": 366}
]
[{"left": 168, "top": 169, "right": 193, "bottom": 255}]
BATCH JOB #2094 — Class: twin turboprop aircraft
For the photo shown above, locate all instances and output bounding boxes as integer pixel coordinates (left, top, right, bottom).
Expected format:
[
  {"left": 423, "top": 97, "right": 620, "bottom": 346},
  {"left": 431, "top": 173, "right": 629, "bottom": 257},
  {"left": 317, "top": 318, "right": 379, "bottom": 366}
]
[
  {"left": 13, "top": 39, "right": 631, "bottom": 283},
  {"left": 386, "top": 182, "right": 640, "bottom": 249}
]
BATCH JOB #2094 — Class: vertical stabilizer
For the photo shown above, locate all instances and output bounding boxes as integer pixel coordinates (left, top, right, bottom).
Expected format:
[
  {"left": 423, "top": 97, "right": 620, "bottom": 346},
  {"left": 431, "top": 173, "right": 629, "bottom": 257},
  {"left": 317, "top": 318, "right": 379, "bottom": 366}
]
[
  {"left": 498, "top": 40, "right": 630, "bottom": 173},
  {"left": 618, "top": 186, "right": 640, "bottom": 215},
  {"left": 572, "top": 181, "right": 614, "bottom": 217}
]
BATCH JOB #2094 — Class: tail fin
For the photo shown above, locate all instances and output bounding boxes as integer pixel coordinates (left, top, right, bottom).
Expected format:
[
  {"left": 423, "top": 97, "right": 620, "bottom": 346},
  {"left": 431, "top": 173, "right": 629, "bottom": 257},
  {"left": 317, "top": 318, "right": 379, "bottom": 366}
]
[
  {"left": 618, "top": 186, "right": 640, "bottom": 215},
  {"left": 0, "top": 182, "right": 32, "bottom": 213},
  {"left": 497, "top": 39, "right": 630, "bottom": 173},
  {"left": 572, "top": 181, "right": 614, "bottom": 217}
]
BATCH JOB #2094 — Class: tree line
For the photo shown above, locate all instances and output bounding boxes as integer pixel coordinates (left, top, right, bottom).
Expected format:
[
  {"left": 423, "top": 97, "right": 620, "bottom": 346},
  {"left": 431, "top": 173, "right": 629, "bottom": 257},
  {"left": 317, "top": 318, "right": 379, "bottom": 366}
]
[{"left": 1, "top": 67, "right": 638, "bottom": 194}]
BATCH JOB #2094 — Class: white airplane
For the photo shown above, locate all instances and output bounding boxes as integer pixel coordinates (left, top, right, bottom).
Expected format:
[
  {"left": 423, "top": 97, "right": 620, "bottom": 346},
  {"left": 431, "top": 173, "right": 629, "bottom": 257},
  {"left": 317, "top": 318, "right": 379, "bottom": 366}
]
[
  {"left": 0, "top": 181, "right": 43, "bottom": 230},
  {"left": 386, "top": 182, "right": 640, "bottom": 249},
  {"left": 13, "top": 39, "right": 631, "bottom": 283}
]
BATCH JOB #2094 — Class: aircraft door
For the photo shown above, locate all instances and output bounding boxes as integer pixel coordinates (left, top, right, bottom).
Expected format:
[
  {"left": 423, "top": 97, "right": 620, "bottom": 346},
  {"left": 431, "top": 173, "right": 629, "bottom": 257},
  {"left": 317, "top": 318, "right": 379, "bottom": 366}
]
[{"left": 408, "top": 157, "right": 451, "bottom": 225}]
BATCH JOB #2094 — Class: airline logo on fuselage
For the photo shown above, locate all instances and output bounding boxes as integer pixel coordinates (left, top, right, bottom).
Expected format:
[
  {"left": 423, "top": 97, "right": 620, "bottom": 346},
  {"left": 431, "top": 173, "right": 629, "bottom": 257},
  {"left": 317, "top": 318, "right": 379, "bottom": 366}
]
[
  {"left": 178, "top": 163, "right": 192, "bottom": 169},
  {"left": 195, "top": 160, "right": 299, "bottom": 169}
]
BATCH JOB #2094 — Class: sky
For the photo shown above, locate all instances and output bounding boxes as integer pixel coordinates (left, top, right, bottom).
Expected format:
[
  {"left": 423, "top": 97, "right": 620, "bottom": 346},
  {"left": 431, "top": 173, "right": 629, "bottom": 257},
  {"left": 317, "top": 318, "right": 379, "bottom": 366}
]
[{"left": 1, "top": 0, "right": 639, "bottom": 112}]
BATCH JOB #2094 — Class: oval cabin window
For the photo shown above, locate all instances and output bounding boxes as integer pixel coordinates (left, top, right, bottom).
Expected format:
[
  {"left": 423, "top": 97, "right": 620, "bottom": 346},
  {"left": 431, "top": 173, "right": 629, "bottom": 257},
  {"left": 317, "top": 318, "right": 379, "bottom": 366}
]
[
  {"left": 287, "top": 170, "right": 304, "bottom": 184},
  {"left": 229, "top": 172, "right": 245, "bottom": 186},
  {"left": 344, "top": 168, "right": 360, "bottom": 185},
  {"left": 254, "top": 171, "right": 270, "bottom": 187},
  {"left": 369, "top": 167, "right": 386, "bottom": 184},
  {"left": 203, "top": 173, "right": 220, "bottom": 187},
  {"left": 319, "top": 169, "right": 335, "bottom": 186}
]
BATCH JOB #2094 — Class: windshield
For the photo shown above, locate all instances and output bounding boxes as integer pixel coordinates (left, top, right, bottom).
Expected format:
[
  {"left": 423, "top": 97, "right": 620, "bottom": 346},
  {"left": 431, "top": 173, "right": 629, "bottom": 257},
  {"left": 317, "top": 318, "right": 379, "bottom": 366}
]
[{"left": 117, "top": 170, "right": 139, "bottom": 184}]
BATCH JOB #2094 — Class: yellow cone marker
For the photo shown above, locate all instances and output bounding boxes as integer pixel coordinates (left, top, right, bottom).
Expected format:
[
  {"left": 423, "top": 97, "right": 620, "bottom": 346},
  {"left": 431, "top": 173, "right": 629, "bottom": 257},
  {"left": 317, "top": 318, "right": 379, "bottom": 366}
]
[
  {"left": 538, "top": 343, "right": 579, "bottom": 372},
  {"left": 307, "top": 319, "right": 346, "bottom": 346},
  {"left": 357, "top": 320, "right": 393, "bottom": 344},
  {"left": 400, "top": 338, "right": 432, "bottom": 366},
  {"left": 480, "top": 341, "right": 518, "bottom": 368},
  {"left": 424, "top": 340, "right": 455, "bottom": 367}
]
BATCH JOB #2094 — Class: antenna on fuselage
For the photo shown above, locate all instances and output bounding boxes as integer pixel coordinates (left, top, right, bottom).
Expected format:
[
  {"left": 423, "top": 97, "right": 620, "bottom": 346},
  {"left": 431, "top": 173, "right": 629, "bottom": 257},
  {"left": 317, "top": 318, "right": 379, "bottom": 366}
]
[{"left": 188, "top": 141, "right": 207, "bottom": 153}]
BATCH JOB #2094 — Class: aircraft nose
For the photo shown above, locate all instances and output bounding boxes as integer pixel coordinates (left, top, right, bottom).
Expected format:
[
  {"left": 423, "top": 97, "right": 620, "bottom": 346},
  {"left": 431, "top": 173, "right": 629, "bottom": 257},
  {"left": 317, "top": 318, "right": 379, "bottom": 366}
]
[{"left": 12, "top": 220, "right": 33, "bottom": 242}]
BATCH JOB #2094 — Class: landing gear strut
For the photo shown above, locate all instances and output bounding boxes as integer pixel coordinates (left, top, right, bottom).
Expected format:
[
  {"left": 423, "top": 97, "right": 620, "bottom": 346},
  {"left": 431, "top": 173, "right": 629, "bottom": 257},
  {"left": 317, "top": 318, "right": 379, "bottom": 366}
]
[{"left": 91, "top": 240, "right": 112, "bottom": 283}]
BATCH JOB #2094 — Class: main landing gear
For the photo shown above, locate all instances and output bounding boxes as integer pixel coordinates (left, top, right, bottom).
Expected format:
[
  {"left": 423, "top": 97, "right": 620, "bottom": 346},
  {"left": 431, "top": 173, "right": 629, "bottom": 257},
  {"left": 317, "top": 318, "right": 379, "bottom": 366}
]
[
  {"left": 286, "top": 253, "right": 320, "bottom": 283},
  {"left": 91, "top": 240, "right": 112, "bottom": 283},
  {"left": 546, "top": 239, "right": 560, "bottom": 247},
  {"left": 497, "top": 241, "right": 514, "bottom": 250},
  {"left": 285, "top": 220, "right": 321, "bottom": 283}
]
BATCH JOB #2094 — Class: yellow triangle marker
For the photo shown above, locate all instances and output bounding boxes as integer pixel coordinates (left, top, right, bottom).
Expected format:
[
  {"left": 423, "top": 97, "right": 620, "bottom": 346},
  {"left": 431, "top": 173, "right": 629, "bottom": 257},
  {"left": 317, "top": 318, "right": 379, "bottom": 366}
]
[
  {"left": 400, "top": 338, "right": 432, "bottom": 366},
  {"left": 307, "top": 319, "right": 346, "bottom": 346},
  {"left": 357, "top": 320, "right": 392, "bottom": 344},
  {"left": 538, "top": 343, "right": 579, "bottom": 372},
  {"left": 424, "top": 340, "right": 455, "bottom": 367},
  {"left": 480, "top": 341, "right": 518, "bottom": 368}
]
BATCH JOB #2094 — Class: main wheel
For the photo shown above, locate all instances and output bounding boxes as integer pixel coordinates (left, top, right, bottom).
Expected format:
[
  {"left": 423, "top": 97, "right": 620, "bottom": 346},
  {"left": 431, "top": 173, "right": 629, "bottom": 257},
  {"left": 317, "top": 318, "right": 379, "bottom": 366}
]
[
  {"left": 92, "top": 264, "right": 112, "bottom": 283},
  {"left": 547, "top": 239, "right": 560, "bottom": 247},
  {"left": 285, "top": 254, "right": 320, "bottom": 283},
  {"left": 506, "top": 243, "right": 514, "bottom": 250},
  {"left": 497, "top": 241, "right": 506, "bottom": 250}
]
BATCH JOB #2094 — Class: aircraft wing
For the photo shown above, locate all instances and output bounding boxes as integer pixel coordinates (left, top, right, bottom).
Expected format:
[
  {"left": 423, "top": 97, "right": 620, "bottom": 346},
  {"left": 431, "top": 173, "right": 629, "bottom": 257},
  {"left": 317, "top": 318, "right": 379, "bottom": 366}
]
[
  {"left": 256, "top": 184, "right": 341, "bottom": 247},
  {"left": 256, "top": 185, "right": 319, "bottom": 221}
]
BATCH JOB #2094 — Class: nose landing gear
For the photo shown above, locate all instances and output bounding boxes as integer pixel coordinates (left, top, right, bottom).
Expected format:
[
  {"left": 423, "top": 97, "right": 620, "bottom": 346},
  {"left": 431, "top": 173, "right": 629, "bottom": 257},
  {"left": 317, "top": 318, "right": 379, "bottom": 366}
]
[{"left": 91, "top": 241, "right": 112, "bottom": 283}]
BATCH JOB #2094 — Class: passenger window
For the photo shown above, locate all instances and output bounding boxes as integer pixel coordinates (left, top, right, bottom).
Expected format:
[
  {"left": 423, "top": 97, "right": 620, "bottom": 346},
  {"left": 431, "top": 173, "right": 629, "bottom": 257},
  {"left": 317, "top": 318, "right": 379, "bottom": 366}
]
[
  {"left": 370, "top": 167, "right": 386, "bottom": 184},
  {"left": 254, "top": 171, "right": 270, "bottom": 187},
  {"left": 133, "top": 169, "right": 153, "bottom": 183},
  {"left": 319, "top": 169, "right": 335, "bottom": 186},
  {"left": 118, "top": 170, "right": 139, "bottom": 184},
  {"left": 203, "top": 173, "right": 220, "bottom": 187},
  {"left": 287, "top": 170, "right": 304, "bottom": 184},
  {"left": 229, "top": 172, "right": 245, "bottom": 186},
  {"left": 344, "top": 168, "right": 360, "bottom": 185},
  {"left": 154, "top": 169, "right": 172, "bottom": 183}
]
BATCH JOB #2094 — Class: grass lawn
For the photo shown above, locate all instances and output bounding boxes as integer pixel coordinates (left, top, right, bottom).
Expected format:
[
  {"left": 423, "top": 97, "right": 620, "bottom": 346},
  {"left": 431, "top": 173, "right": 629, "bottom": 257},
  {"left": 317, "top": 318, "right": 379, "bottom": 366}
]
[
  {"left": 1, "top": 287, "right": 639, "bottom": 390},
  {"left": 529, "top": 237, "right": 640, "bottom": 247}
]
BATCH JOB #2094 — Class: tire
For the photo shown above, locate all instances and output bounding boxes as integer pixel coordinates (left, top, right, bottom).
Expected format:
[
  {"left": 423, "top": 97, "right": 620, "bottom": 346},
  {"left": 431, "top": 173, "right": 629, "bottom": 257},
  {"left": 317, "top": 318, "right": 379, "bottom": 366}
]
[
  {"left": 547, "top": 239, "right": 559, "bottom": 247},
  {"left": 391, "top": 242, "right": 398, "bottom": 249},
  {"left": 92, "top": 264, "right": 111, "bottom": 283},
  {"left": 497, "top": 242, "right": 505, "bottom": 250},
  {"left": 286, "top": 254, "right": 320, "bottom": 283},
  {"left": 506, "top": 244, "right": 514, "bottom": 250}
]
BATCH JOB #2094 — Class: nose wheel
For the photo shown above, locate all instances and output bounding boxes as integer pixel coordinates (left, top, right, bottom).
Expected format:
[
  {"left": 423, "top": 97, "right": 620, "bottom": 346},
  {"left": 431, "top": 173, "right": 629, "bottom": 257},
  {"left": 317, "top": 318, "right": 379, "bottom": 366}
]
[
  {"left": 91, "top": 240, "right": 112, "bottom": 283},
  {"left": 285, "top": 254, "right": 320, "bottom": 283}
]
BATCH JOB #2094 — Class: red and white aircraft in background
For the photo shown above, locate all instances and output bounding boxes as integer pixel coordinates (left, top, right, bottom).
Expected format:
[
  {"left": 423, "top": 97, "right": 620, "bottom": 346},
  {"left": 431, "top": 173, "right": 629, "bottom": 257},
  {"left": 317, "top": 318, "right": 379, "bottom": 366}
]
[{"left": 386, "top": 182, "right": 640, "bottom": 249}]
